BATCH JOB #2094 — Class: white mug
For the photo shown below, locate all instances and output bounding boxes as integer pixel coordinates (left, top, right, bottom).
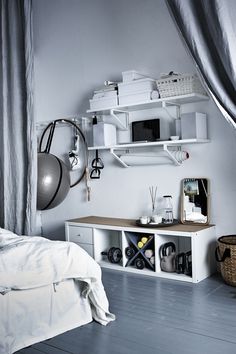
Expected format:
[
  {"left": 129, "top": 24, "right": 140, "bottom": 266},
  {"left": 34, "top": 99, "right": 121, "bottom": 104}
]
[
  {"left": 140, "top": 216, "right": 149, "bottom": 224},
  {"left": 152, "top": 214, "right": 162, "bottom": 224}
]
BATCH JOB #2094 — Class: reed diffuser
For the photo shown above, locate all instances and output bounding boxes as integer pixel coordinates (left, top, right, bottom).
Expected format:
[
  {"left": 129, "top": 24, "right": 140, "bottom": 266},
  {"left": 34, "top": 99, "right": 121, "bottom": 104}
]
[{"left": 149, "top": 186, "right": 157, "bottom": 215}]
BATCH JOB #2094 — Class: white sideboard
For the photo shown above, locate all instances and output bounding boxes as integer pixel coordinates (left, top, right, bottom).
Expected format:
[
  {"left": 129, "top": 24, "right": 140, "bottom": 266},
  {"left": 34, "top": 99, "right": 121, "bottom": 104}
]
[{"left": 65, "top": 216, "right": 216, "bottom": 283}]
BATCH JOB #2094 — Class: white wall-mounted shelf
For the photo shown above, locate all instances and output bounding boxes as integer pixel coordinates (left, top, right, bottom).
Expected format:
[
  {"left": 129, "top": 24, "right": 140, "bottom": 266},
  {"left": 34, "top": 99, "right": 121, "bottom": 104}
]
[
  {"left": 88, "top": 138, "right": 210, "bottom": 151},
  {"left": 88, "top": 139, "right": 210, "bottom": 167},
  {"left": 87, "top": 93, "right": 209, "bottom": 115},
  {"left": 87, "top": 93, "right": 209, "bottom": 166}
]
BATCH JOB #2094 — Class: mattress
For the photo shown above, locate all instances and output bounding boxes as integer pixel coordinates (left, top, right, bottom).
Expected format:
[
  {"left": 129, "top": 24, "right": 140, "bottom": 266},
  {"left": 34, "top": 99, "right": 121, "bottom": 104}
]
[{"left": 0, "top": 279, "right": 93, "bottom": 354}]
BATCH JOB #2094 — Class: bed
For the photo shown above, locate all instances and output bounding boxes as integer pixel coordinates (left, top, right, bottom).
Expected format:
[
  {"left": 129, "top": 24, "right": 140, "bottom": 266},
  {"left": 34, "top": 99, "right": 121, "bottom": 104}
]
[{"left": 0, "top": 228, "right": 115, "bottom": 354}]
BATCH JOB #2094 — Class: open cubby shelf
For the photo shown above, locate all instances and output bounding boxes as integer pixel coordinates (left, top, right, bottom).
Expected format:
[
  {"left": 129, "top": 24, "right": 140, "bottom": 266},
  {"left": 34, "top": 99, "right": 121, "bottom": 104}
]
[
  {"left": 65, "top": 216, "right": 216, "bottom": 283},
  {"left": 125, "top": 232, "right": 155, "bottom": 271}
]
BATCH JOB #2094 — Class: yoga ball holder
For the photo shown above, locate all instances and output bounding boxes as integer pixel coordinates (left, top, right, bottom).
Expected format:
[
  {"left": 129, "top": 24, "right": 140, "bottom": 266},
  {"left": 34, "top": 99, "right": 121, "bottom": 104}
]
[{"left": 37, "top": 119, "right": 88, "bottom": 210}]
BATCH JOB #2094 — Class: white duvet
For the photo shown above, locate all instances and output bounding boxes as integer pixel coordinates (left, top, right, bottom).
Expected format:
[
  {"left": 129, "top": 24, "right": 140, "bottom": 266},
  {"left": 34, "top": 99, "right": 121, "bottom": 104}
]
[{"left": 0, "top": 228, "right": 115, "bottom": 350}]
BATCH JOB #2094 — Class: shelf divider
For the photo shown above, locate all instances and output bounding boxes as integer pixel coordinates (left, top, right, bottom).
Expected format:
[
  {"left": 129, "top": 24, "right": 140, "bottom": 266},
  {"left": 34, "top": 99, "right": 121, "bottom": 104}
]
[{"left": 125, "top": 233, "right": 155, "bottom": 271}]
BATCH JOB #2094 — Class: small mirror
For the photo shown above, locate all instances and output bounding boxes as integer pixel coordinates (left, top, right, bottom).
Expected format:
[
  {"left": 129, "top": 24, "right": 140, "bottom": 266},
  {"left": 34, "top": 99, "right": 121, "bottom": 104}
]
[{"left": 181, "top": 178, "right": 209, "bottom": 224}]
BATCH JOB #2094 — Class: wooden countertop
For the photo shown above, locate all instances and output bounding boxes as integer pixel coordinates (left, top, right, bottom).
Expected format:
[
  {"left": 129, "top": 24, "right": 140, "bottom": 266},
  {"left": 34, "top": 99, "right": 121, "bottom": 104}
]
[{"left": 66, "top": 216, "right": 214, "bottom": 233}]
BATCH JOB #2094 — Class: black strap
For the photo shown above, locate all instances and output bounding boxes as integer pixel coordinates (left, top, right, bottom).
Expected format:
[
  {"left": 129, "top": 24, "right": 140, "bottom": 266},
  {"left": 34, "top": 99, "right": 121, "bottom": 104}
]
[
  {"left": 39, "top": 122, "right": 54, "bottom": 153},
  {"left": 91, "top": 149, "right": 104, "bottom": 169},
  {"left": 45, "top": 121, "right": 56, "bottom": 153},
  {"left": 215, "top": 247, "right": 230, "bottom": 262}
]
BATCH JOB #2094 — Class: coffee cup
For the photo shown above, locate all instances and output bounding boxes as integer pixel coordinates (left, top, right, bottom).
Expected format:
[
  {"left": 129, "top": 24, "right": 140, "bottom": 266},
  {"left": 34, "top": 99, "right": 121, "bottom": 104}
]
[
  {"left": 151, "top": 214, "right": 162, "bottom": 224},
  {"left": 140, "top": 216, "right": 149, "bottom": 224}
]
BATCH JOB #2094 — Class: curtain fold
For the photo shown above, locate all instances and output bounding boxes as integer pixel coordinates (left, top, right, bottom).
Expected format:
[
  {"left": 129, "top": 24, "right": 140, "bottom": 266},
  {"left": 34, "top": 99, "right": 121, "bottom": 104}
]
[
  {"left": 166, "top": 0, "right": 236, "bottom": 128},
  {"left": 0, "top": 0, "right": 36, "bottom": 235}
]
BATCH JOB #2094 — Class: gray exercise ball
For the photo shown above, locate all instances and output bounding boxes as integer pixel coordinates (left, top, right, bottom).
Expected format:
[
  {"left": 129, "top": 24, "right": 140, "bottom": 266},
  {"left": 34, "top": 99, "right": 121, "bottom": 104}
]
[{"left": 37, "top": 153, "right": 71, "bottom": 210}]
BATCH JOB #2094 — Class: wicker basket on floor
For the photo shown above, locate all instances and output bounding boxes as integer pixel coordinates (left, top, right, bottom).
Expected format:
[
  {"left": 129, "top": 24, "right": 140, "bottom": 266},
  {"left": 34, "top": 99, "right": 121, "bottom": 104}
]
[{"left": 215, "top": 235, "right": 236, "bottom": 286}]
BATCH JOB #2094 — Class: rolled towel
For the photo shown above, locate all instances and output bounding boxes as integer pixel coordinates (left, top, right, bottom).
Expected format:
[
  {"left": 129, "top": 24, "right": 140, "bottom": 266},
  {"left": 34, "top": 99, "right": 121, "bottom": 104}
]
[
  {"left": 141, "top": 237, "right": 148, "bottom": 244},
  {"left": 150, "top": 256, "right": 155, "bottom": 265},
  {"left": 145, "top": 249, "right": 154, "bottom": 259}
]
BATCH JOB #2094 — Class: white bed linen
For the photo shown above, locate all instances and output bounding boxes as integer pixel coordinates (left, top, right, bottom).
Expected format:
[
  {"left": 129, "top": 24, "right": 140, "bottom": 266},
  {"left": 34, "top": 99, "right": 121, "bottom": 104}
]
[
  {"left": 0, "top": 279, "right": 93, "bottom": 354},
  {"left": 0, "top": 228, "right": 115, "bottom": 354}
]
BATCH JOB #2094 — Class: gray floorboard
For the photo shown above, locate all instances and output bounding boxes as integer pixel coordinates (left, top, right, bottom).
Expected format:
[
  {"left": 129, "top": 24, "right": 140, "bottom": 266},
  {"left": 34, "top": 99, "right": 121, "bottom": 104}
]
[{"left": 17, "top": 270, "right": 236, "bottom": 354}]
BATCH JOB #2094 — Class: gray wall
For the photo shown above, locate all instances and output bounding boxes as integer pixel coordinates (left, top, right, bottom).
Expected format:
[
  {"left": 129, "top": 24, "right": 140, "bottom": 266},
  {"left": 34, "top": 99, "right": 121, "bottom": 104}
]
[{"left": 33, "top": 0, "right": 236, "bottom": 240}]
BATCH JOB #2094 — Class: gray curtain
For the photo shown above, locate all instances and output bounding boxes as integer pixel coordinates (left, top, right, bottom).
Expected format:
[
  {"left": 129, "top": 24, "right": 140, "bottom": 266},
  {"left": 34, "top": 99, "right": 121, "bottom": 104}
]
[
  {"left": 0, "top": 0, "right": 36, "bottom": 235},
  {"left": 166, "top": 0, "right": 236, "bottom": 129}
]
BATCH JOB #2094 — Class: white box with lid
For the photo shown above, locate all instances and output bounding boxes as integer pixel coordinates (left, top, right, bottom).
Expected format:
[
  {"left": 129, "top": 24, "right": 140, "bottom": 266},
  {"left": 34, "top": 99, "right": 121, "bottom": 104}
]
[
  {"left": 93, "top": 122, "right": 117, "bottom": 147},
  {"left": 122, "top": 70, "right": 148, "bottom": 82},
  {"left": 180, "top": 112, "right": 207, "bottom": 139},
  {"left": 119, "top": 90, "right": 159, "bottom": 106},
  {"left": 89, "top": 96, "right": 118, "bottom": 111},
  {"left": 118, "top": 78, "right": 157, "bottom": 96}
]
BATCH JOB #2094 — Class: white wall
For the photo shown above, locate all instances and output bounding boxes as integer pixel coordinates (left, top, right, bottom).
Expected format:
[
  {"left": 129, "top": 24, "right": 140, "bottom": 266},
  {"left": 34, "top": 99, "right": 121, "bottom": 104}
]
[{"left": 33, "top": 0, "right": 236, "bottom": 240}]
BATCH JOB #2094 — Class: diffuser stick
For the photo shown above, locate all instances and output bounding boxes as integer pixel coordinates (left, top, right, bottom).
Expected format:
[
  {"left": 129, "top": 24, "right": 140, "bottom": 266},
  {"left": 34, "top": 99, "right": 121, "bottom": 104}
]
[{"left": 149, "top": 186, "right": 157, "bottom": 213}]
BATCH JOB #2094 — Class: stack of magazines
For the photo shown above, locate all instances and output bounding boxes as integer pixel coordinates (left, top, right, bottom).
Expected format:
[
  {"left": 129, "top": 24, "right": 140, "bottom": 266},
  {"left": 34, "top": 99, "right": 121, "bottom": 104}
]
[{"left": 89, "top": 81, "right": 118, "bottom": 110}]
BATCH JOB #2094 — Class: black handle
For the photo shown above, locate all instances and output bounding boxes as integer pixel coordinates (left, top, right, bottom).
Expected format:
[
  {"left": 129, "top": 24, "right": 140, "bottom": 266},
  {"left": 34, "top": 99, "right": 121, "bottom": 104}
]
[
  {"left": 215, "top": 246, "right": 230, "bottom": 262},
  {"left": 91, "top": 150, "right": 104, "bottom": 169},
  {"left": 90, "top": 168, "right": 101, "bottom": 179},
  {"left": 162, "top": 242, "right": 176, "bottom": 257}
]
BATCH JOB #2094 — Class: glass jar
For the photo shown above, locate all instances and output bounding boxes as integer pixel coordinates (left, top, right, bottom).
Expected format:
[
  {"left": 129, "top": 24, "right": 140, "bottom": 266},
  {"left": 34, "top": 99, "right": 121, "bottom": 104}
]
[{"left": 163, "top": 195, "right": 173, "bottom": 224}]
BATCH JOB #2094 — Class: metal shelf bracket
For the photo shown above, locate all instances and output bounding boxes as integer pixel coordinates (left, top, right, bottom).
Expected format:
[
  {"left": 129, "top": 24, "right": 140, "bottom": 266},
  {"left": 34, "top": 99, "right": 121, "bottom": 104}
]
[
  {"left": 110, "top": 109, "right": 129, "bottom": 130},
  {"left": 161, "top": 101, "right": 181, "bottom": 119},
  {"left": 109, "top": 144, "right": 184, "bottom": 167},
  {"left": 110, "top": 148, "right": 129, "bottom": 168},
  {"left": 163, "top": 144, "right": 181, "bottom": 166}
]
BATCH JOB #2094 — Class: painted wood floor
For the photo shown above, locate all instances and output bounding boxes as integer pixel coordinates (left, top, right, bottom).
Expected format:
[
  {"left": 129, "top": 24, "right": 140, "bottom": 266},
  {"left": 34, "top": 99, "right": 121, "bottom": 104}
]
[{"left": 17, "top": 269, "right": 236, "bottom": 354}]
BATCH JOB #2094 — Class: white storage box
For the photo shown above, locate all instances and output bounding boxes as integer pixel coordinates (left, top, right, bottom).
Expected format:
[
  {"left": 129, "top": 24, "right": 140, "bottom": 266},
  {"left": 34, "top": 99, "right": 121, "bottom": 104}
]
[
  {"left": 93, "top": 90, "right": 117, "bottom": 99},
  {"left": 122, "top": 70, "right": 148, "bottom": 82},
  {"left": 119, "top": 90, "right": 158, "bottom": 106},
  {"left": 156, "top": 73, "right": 207, "bottom": 98},
  {"left": 89, "top": 96, "right": 118, "bottom": 111},
  {"left": 118, "top": 78, "right": 157, "bottom": 96},
  {"left": 93, "top": 122, "right": 117, "bottom": 147},
  {"left": 181, "top": 112, "right": 207, "bottom": 139}
]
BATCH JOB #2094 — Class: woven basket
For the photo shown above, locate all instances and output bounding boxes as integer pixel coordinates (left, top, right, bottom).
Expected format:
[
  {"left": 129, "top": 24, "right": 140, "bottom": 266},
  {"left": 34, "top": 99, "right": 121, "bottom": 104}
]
[
  {"left": 156, "top": 73, "right": 207, "bottom": 98},
  {"left": 215, "top": 235, "right": 236, "bottom": 286}
]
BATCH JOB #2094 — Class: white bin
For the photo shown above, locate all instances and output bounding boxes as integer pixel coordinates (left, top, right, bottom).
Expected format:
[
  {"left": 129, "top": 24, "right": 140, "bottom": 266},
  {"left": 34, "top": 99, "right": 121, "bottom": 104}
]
[
  {"left": 118, "top": 78, "right": 157, "bottom": 96},
  {"left": 93, "top": 123, "right": 117, "bottom": 147},
  {"left": 89, "top": 96, "right": 118, "bottom": 111},
  {"left": 119, "top": 90, "right": 158, "bottom": 106},
  {"left": 181, "top": 112, "right": 207, "bottom": 139},
  {"left": 119, "top": 91, "right": 152, "bottom": 106},
  {"left": 122, "top": 70, "right": 148, "bottom": 82}
]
